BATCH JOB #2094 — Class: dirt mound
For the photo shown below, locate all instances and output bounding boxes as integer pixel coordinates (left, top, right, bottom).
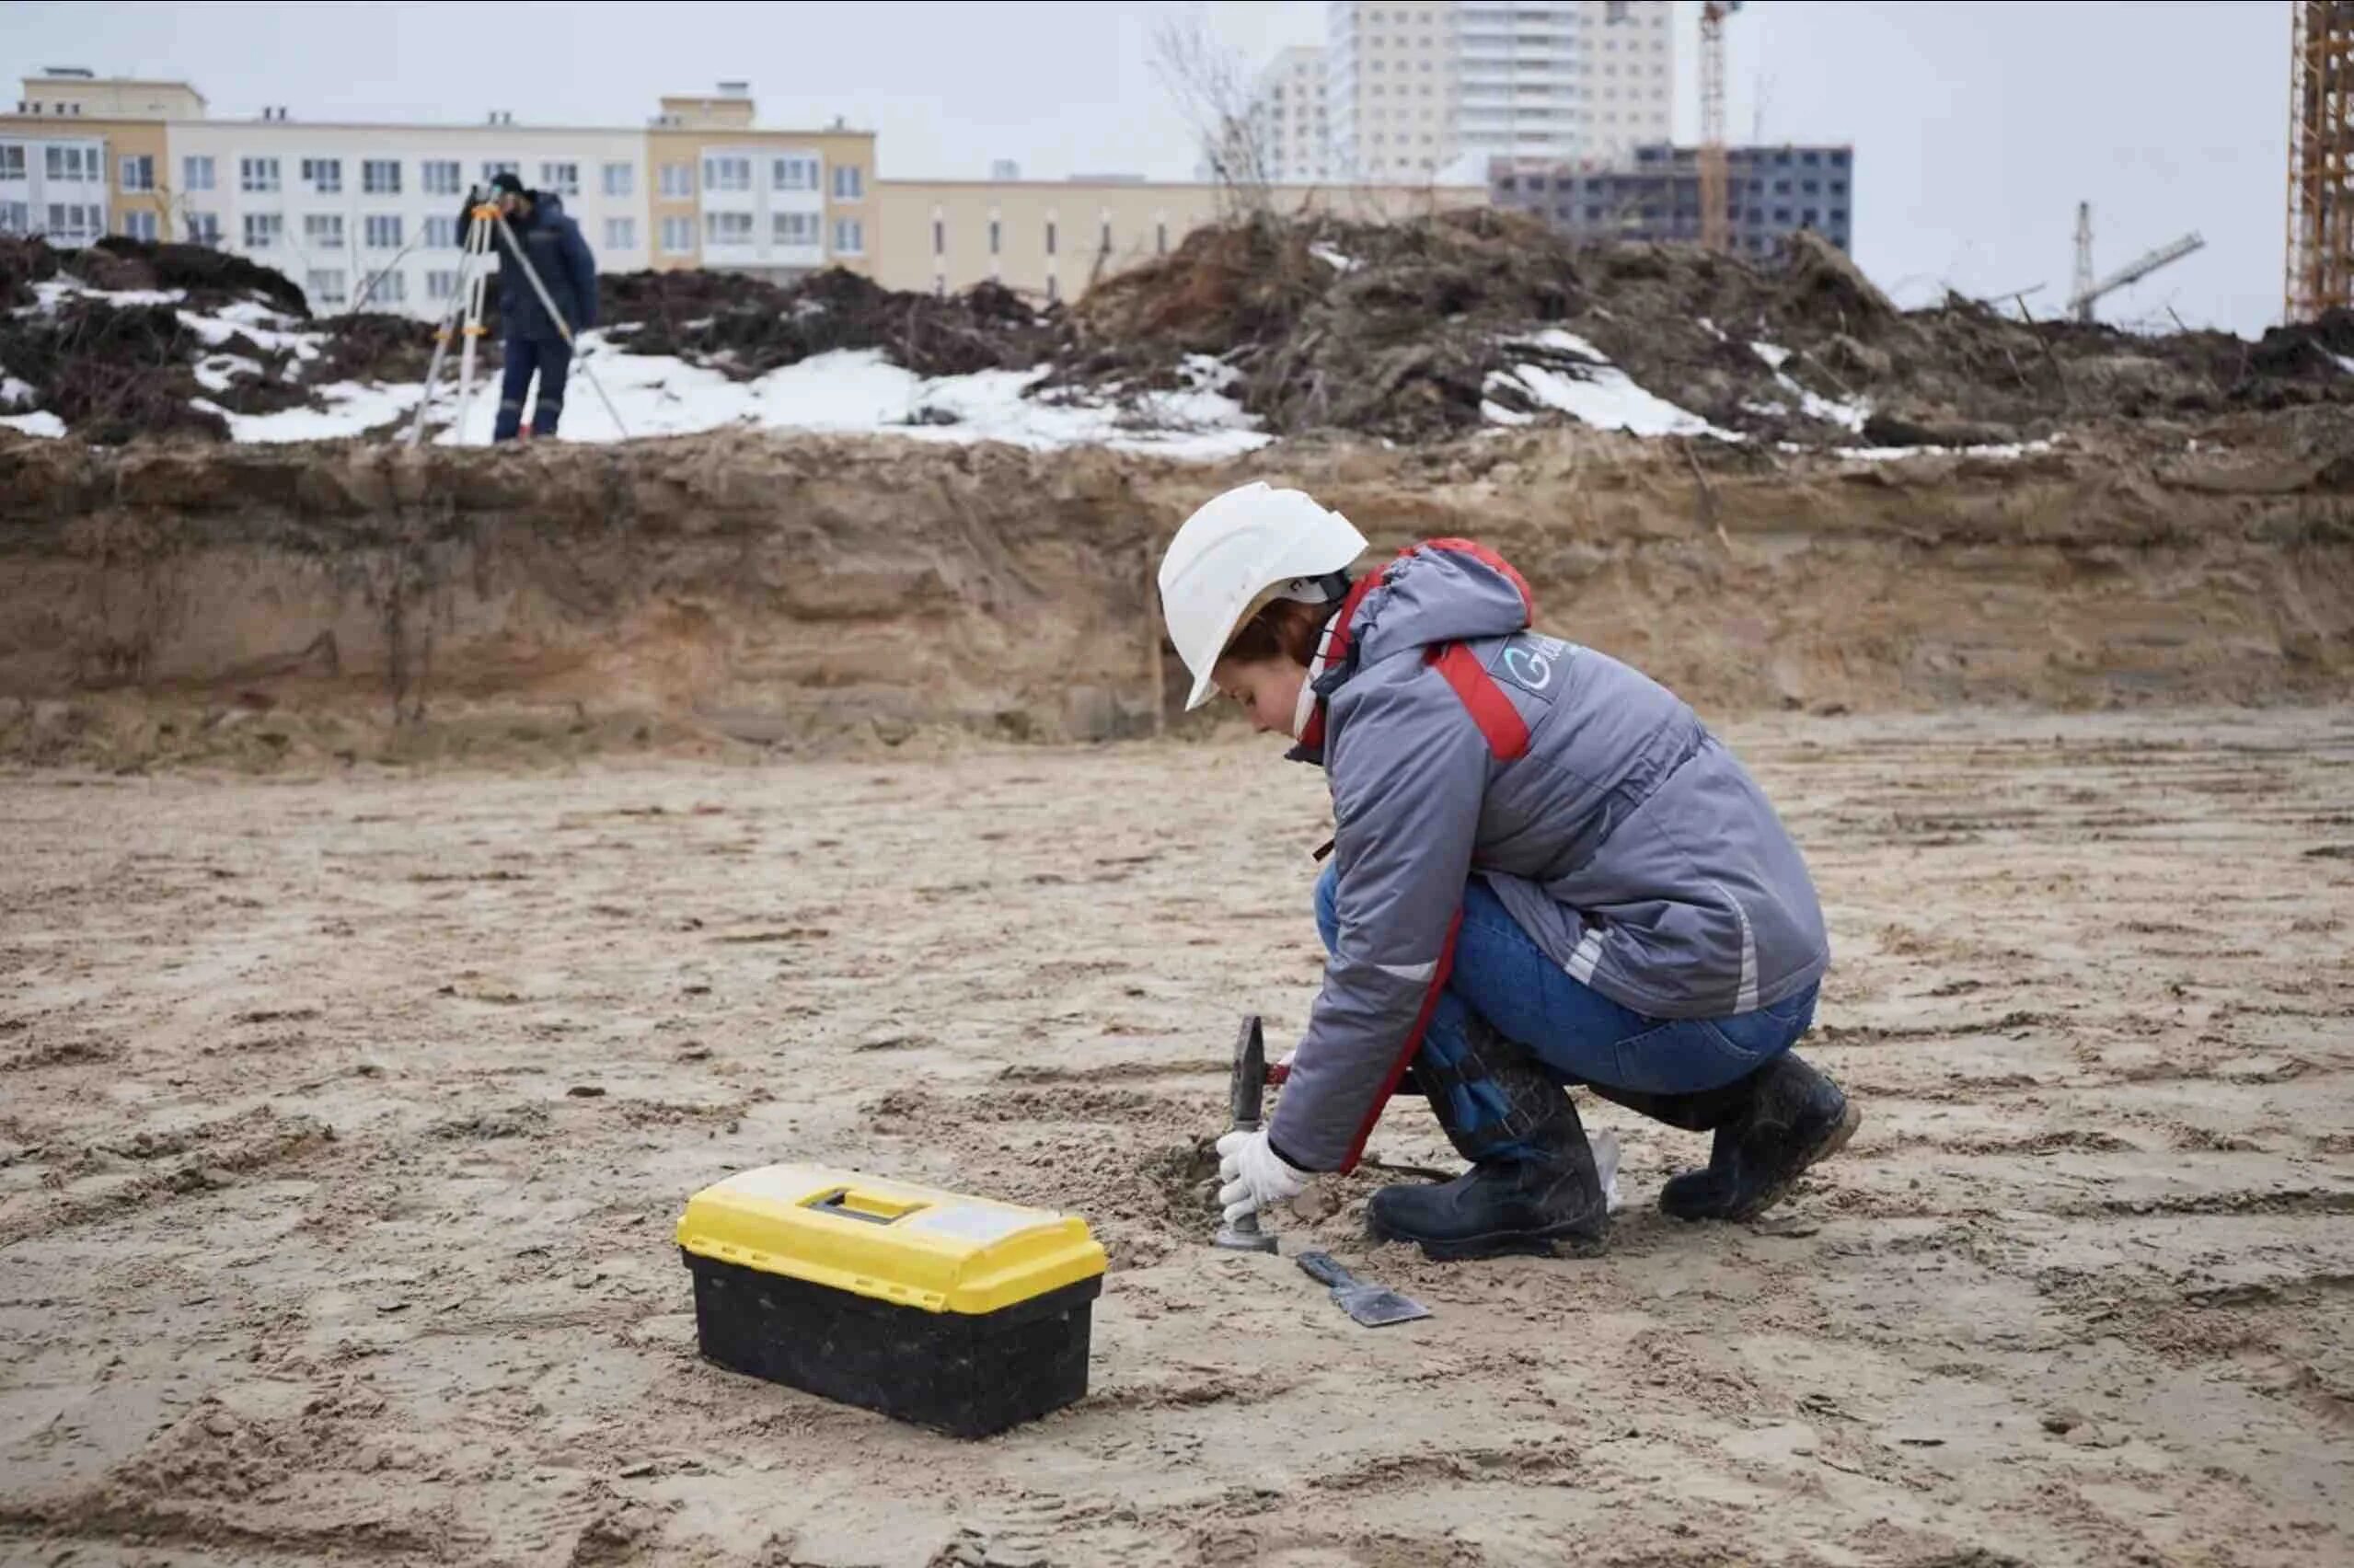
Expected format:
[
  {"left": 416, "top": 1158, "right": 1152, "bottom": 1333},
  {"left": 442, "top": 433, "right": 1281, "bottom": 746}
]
[
  {"left": 82, "top": 235, "right": 313, "bottom": 318},
  {"left": 8, "top": 219, "right": 2353, "bottom": 450},
  {"left": 301, "top": 311, "right": 438, "bottom": 386},
  {"left": 1059, "top": 211, "right": 2354, "bottom": 444},
  {"left": 602, "top": 265, "right": 1058, "bottom": 380},
  {"left": 0, "top": 298, "right": 230, "bottom": 445},
  {"left": 0, "top": 235, "right": 63, "bottom": 309}
]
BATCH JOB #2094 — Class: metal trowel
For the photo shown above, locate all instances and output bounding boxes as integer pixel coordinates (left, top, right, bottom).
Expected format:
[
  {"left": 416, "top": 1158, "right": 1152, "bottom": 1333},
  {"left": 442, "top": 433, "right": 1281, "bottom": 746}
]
[{"left": 1297, "top": 1250, "right": 1431, "bottom": 1327}]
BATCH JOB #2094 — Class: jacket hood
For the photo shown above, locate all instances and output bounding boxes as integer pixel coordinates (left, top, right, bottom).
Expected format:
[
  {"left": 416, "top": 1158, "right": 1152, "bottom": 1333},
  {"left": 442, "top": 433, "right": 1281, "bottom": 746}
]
[
  {"left": 1346, "top": 545, "right": 1531, "bottom": 666},
  {"left": 527, "top": 192, "right": 565, "bottom": 220}
]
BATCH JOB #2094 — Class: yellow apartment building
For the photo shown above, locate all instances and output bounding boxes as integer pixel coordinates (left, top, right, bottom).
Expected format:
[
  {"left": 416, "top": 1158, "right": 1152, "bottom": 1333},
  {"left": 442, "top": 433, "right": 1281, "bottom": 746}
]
[
  {"left": 876, "top": 178, "right": 1483, "bottom": 300},
  {"left": 3, "top": 68, "right": 1483, "bottom": 317}
]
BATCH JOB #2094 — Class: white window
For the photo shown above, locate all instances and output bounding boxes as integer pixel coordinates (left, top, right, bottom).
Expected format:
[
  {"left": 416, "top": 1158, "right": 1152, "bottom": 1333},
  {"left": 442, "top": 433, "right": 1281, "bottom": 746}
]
[
  {"left": 240, "top": 156, "right": 281, "bottom": 193},
  {"left": 370, "top": 271, "right": 405, "bottom": 305},
  {"left": 0, "top": 202, "right": 29, "bottom": 235},
  {"left": 364, "top": 213, "right": 403, "bottom": 249},
  {"left": 181, "top": 154, "right": 214, "bottom": 190},
  {"left": 702, "top": 156, "right": 751, "bottom": 192},
  {"left": 659, "top": 163, "right": 691, "bottom": 198},
  {"left": 660, "top": 215, "right": 692, "bottom": 254},
  {"left": 45, "top": 145, "right": 98, "bottom": 182},
  {"left": 704, "top": 211, "right": 753, "bottom": 246},
  {"left": 121, "top": 209, "right": 158, "bottom": 241},
  {"left": 302, "top": 157, "right": 341, "bottom": 193},
  {"left": 363, "top": 158, "right": 401, "bottom": 195},
  {"left": 423, "top": 215, "right": 457, "bottom": 248},
  {"left": 601, "top": 161, "right": 633, "bottom": 197},
  {"left": 306, "top": 269, "right": 347, "bottom": 307},
  {"left": 773, "top": 211, "right": 818, "bottom": 247},
  {"left": 0, "top": 147, "right": 21, "bottom": 180},
  {"left": 421, "top": 159, "right": 461, "bottom": 196},
  {"left": 304, "top": 213, "right": 344, "bottom": 248},
  {"left": 771, "top": 156, "right": 818, "bottom": 190},
  {"left": 43, "top": 203, "right": 101, "bottom": 244},
  {"left": 120, "top": 155, "right": 155, "bottom": 191},
  {"left": 243, "top": 212, "right": 283, "bottom": 249},
  {"left": 831, "top": 165, "right": 864, "bottom": 200},
  {"left": 426, "top": 268, "right": 458, "bottom": 301},
  {"left": 184, "top": 212, "right": 221, "bottom": 246},
  {"left": 831, "top": 217, "right": 863, "bottom": 255},
  {"left": 539, "top": 161, "right": 579, "bottom": 196},
  {"left": 604, "top": 216, "right": 635, "bottom": 250},
  {"left": 480, "top": 159, "right": 518, "bottom": 183}
]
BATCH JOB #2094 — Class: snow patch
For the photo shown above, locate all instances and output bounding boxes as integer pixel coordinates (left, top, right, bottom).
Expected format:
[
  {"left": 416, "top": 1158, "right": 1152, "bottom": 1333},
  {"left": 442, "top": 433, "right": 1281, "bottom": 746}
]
[
  {"left": 0, "top": 375, "right": 35, "bottom": 410},
  {"left": 1310, "top": 245, "right": 1360, "bottom": 274},
  {"left": 194, "top": 385, "right": 422, "bottom": 444},
  {"left": 1486, "top": 329, "right": 1736, "bottom": 440},
  {"left": 193, "top": 353, "right": 266, "bottom": 394},
  {"left": 1751, "top": 340, "right": 1867, "bottom": 432},
  {"left": 1817, "top": 438, "right": 2056, "bottom": 464},
  {"left": 1699, "top": 317, "right": 1728, "bottom": 343},
  {"left": 2334, "top": 352, "right": 2354, "bottom": 377},
  {"left": 0, "top": 410, "right": 68, "bottom": 439}
]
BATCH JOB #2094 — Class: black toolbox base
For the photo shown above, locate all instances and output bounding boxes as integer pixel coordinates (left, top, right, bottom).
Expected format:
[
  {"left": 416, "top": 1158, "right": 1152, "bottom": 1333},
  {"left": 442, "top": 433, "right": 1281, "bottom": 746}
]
[{"left": 684, "top": 1250, "right": 1100, "bottom": 1438}]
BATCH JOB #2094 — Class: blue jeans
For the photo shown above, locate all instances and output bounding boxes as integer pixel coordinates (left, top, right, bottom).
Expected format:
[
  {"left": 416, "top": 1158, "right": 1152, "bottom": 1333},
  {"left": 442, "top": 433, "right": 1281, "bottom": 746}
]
[
  {"left": 1313, "top": 863, "right": 1817, "bottom": 1143},
  {"left": 494, "top": 338, "right": 571, "bottom": 440}
]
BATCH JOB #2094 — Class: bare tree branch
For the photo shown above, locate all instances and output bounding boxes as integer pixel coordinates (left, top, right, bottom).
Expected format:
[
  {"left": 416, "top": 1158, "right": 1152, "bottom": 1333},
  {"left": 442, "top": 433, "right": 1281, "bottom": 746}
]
[{"left": 1149, "top": 10, "right": 1274, "bottom": 219}]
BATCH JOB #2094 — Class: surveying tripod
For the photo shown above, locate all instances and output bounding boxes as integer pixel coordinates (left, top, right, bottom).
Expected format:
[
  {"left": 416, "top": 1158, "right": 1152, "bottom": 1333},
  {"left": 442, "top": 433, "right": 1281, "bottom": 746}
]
[{"left": 404, "top": 190, "right": 629, "bottom": 446}]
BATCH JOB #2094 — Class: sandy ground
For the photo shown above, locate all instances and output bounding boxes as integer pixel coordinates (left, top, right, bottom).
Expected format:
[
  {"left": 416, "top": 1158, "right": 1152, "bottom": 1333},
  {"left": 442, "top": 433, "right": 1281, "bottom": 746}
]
[{"left": 2, "top": 708, "right": 2350, "bottom": 1568}]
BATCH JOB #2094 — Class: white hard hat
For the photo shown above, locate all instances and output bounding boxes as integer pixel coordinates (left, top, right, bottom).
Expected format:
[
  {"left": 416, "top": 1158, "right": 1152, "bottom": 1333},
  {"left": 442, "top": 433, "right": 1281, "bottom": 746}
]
[{"left": 1158, "top": 482, "right": 1368, "bottom": 711}]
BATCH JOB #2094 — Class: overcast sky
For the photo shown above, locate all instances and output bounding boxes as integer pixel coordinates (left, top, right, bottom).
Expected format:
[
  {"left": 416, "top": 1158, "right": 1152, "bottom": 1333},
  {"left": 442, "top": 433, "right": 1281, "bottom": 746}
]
[{"left": 5, "top": 2, "right": 2291, "bottom": 336}]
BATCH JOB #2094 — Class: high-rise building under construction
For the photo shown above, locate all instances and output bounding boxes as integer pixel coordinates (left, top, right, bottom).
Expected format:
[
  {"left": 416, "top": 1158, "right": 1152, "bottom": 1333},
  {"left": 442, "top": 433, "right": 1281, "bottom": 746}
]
[{"left": 1265, "top": 2, "right": 1674, "bottom": 184}]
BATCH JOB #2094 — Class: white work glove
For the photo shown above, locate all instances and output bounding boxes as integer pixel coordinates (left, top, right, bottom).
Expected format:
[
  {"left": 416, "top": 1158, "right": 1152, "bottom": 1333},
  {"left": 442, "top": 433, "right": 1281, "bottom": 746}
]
[{"left": 1217, "top": 1128, "right": 1312, "bottom": 1226}]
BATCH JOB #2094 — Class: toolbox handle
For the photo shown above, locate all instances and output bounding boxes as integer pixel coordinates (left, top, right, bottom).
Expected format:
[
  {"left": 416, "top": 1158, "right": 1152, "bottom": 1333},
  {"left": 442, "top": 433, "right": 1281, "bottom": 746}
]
[{"left": 807, "top": 1187, "right": 929, "bottom": 1225}]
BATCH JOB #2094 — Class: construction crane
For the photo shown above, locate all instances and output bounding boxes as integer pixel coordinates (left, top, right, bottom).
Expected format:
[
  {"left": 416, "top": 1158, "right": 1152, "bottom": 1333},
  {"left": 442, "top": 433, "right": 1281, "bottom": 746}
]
[
  {"left": 1699, "top": 2, "right": 1745, "bottom": 254},
  {"left": 2285, "top": 0, "right": 2352, "bottom": 321},
  {"left": 2064, "top": 203, "right": 2207, "bottom": 323},
  {"left": 1608, "top": 1, "right": 1739, "bottom": 252}
]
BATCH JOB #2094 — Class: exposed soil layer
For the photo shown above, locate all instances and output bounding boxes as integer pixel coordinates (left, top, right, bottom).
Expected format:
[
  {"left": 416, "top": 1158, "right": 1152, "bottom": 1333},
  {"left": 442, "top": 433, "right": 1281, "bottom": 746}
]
[
  {"left": 2, "top": 710, "right": 2349, "bottom": 1565},
  {"left": 2, "top": 414, "right": 2350, "bottom": 770}
]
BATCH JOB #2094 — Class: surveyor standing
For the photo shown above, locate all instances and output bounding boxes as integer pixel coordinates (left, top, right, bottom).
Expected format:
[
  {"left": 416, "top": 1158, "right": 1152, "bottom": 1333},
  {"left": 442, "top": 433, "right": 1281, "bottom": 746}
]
[
  {"left": 1163, "top": 483, "right": 1859, "bottom": 1260},
  {"left": 456, "top": 171, "right": 597, "bottom": 442}
]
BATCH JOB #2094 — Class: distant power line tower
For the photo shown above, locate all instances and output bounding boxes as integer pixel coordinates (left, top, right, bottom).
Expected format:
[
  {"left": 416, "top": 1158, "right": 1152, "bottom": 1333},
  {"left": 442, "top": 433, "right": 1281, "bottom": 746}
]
[{"left": 2285, "top": 0, "right": 2352, "bottom": 321}]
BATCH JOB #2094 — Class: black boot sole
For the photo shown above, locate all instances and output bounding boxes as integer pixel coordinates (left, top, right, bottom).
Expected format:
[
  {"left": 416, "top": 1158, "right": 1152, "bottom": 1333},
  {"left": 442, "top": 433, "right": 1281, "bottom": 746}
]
[
  {"left": 1722, "top": 1096, "right": 1863, "bottom": 1223},
  {"left": 1367, "top": 1212, "right": 1610, "bottom": 1262}
]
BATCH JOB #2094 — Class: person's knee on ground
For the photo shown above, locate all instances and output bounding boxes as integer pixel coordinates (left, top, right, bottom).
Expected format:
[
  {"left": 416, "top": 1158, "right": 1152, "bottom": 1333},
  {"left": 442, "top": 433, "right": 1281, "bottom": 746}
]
[{"left": 1366, "top": 1011, "right": 1609, "bottom": 1261}]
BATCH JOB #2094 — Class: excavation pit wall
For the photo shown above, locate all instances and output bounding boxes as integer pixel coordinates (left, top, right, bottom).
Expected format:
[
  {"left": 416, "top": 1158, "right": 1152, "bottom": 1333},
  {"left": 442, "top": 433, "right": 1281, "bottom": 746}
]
[{"left": 1, "top": 418, "right": 2349, "bottom": 770}]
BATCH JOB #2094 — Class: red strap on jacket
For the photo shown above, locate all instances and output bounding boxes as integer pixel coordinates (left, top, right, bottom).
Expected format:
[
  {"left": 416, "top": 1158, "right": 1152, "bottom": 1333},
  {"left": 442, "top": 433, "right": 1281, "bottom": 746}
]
[{"left": 1428, "top": 643, "right": 1531, "bottom": 759}]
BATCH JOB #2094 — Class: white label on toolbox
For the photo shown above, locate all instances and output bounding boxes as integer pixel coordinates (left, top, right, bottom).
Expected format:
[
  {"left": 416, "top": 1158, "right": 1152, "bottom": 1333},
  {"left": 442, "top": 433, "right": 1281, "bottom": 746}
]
[{"left": 899, "top": 1205, "right": 1045, "bottom": 1245}]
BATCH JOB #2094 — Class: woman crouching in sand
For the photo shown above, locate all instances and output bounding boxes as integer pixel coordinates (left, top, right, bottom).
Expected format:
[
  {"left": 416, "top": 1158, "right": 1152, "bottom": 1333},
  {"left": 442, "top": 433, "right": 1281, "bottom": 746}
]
[{"left": 1161, "top": 482, "right": 1860, "bottom": 1259}]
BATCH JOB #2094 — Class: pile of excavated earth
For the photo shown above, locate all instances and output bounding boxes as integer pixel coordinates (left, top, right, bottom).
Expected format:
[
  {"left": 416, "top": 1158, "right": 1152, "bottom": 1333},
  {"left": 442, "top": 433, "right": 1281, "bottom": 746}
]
[{"left": 6, "top": 213, "right": 2351, "bottom": 449}]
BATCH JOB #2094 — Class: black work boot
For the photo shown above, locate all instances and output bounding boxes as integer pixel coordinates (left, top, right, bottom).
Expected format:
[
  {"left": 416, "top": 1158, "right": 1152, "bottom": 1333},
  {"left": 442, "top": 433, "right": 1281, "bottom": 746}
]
[
  {"left": 1655, "top": 1053, "right": 1860, "bottom": 1222},
  {"left": 1366, "top": 1017, "right": 1609, "bottom": 1261}
]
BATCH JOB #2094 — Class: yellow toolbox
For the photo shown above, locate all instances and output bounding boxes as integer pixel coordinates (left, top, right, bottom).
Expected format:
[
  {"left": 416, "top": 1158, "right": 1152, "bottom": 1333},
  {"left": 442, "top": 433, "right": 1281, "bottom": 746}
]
[{"left": 675, "top": 1165, "right": 1107, "bottom": 1437}]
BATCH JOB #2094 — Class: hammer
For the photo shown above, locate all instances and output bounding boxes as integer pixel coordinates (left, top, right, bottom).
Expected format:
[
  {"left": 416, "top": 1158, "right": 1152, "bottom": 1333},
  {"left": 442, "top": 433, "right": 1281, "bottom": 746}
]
[{"left": 1212, "top": 1014, "right": 1281, "bottom": 1253}]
